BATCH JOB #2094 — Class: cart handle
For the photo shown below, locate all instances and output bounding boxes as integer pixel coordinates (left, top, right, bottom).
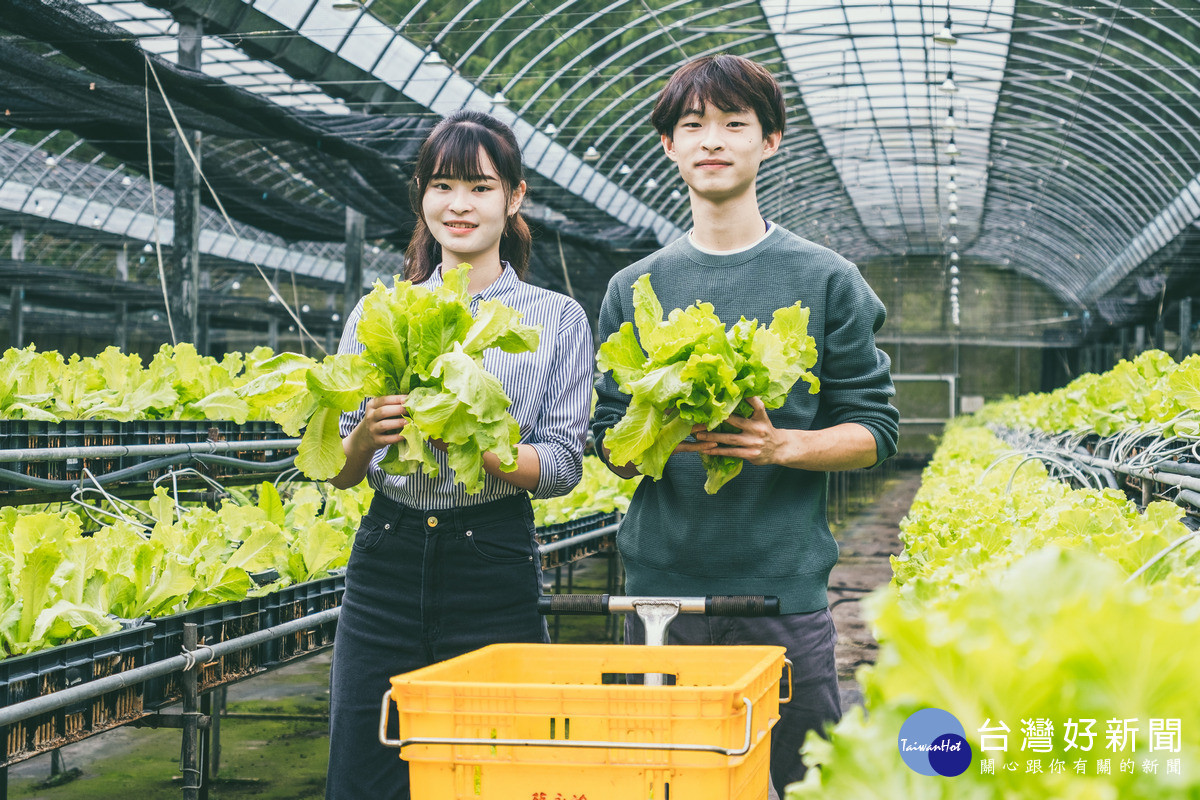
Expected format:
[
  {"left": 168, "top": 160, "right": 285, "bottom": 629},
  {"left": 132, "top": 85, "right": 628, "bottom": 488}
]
[
  {"left": 379, "top": 691, "right": 758, "bottom": 756},
  {"left": 781, "top": 657, "right": 794, "bottom": 705},
  {"left": 538, "top": 594, "right": 780, "bottom": 617}
]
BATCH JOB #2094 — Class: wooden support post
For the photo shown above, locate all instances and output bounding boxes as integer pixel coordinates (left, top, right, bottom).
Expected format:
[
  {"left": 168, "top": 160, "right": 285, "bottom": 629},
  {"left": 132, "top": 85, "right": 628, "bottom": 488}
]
[
  {"left": 116, "top": 303, "right": 128, "bottom": 353},
  {"left": 1182, "top": 298, "right": 1193, "bottom": 359},
  {"left": 171, "top": 14, "right": 203, "bottom": 349},
  {"left": 181, "top": 623, "right": 202, "bottom": 800},
  {"left": 9, "top": 286, "right": 23, "bottom": 350},
  {"left": 344, "top": 207, "right": 365, "bottom": 321}
]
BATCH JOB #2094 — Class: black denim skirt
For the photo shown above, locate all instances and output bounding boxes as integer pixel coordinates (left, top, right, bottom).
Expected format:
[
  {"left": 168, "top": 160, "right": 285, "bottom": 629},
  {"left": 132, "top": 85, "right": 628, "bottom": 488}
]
[{"left": 325, "top": 492, "right": 548, "bottom": 800}]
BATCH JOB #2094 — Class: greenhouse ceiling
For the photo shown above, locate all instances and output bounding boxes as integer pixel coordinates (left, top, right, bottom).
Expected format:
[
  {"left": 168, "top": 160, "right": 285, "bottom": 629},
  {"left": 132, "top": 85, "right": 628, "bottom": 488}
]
[{"left": 4, "top": 0, "right": 1200, "bottom": 332}]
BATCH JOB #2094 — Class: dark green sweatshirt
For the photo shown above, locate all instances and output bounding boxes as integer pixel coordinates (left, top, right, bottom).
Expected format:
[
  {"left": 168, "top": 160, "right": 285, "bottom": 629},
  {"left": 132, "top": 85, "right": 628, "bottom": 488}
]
[{"left": 592, "top": 224, "right": 899, "bottom": 613}]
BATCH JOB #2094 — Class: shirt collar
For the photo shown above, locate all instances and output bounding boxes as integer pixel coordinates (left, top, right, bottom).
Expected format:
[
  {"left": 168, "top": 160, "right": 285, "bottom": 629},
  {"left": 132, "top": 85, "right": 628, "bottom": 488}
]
[{"left": 421, "top": 262, "right": 518, "bottom": 301}]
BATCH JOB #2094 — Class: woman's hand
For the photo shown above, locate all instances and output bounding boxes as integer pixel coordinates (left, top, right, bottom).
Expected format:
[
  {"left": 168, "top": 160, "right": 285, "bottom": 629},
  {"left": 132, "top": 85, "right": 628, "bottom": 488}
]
[{"left": 347, "top": 395, "right": 409, "bottom": 455}]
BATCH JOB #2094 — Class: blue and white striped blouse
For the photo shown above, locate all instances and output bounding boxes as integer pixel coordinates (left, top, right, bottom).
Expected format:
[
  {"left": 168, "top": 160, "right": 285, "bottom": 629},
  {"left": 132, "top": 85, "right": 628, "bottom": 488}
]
[{"left": 337, "top": 264, "right": 594, "bottom": 510}]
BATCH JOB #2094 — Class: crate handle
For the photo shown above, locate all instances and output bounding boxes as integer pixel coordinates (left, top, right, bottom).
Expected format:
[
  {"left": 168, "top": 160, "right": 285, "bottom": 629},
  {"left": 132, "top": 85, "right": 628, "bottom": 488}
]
[
  {"left": 780, "top": 658, "right": 794, "bottom": 705},
  {"left": 380, "top": 691, "right": 757, "bottom": 756}
]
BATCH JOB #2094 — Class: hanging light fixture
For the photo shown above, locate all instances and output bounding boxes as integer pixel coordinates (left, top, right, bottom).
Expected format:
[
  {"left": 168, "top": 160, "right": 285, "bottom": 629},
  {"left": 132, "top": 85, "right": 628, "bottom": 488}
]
[
  {"left": 942, "top": 107, "right": 958, "bottom": 130},
  {"left": 949, "top": 264, "right": 959, "bottom": 275},
  {"left": 948, "top": 234, "right": 959, "bottom": 246},
  {"left": 944, "top": 136, "right": 959, "bottom": 157},
  {"left": 644, "top": 177, "right": 658, "bottom": 189},
  {"left": 950, "top": 251, "right": 960, "bottom": 262},
  {"left": 143, "top": 242, "right": 153, "bottom": 253},
  {"left": 933, "top": 10, "right": 957, "bottom": 46},
  {"left": 121, "top": 175, "right": 133, "bottom": 187},
  {"left": 949, "top": 213, "right": 958, "bottom": 226},
  {"left": 332, "top": 0, "right": 364, "bottom": 10},
  {"left": 947, "top": 200, "right": 958, "bottom": 213},
  {"left": 670, "top": 189, "right": 682, "bottom": 200},
  {"left": 44, "top": 155, "right": 57, "bottom": 167},
  {"left": 939, "top": 69, "right": 958, "bottom": 94},
  {"left": 544, "top": 122, "right": 558, "bottom": 137},
  {"left": 945, "top": 179, "right": 957, "bottom": 192},
  {"left": 424, "top": 45, "right": 443, "bottom": 65},
  {"left": 583, "top": 146, "right": 600, "bottom": 161},
  {"left": 947, "top": 159, "right": 959, "bottom": 177},
  {"left": 951, "top": 277, "right": 960, "bottom": 286},
  {"left": 618, "top": 163, "right": 632, "bottom": 175},
  {"left": 231, "top": 281, "right": 241, "bottom": 291},
  {"left": 490, "top": 88, "right": 509, "bottom": 106},
  {"left": 948, "top": 192, "right": 958, "bottom": 204}
]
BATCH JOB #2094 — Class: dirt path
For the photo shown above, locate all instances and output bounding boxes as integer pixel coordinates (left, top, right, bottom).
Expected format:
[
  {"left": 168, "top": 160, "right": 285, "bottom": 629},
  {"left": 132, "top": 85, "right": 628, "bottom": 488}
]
[{"left": 829, "top": 468, "right": 923, "bottom": 710}]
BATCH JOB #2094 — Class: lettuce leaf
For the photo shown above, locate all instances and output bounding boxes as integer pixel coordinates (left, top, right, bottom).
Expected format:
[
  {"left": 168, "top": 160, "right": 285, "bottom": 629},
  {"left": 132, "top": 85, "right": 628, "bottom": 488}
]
[{"left": 598, "top": 273, "right": 818, "bottom": 492}]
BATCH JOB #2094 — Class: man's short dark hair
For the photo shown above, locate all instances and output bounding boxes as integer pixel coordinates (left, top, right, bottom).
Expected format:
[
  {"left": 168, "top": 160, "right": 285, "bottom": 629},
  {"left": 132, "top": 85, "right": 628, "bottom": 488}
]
[{"left": 651, "top": 54, "right": 786, "bottom": 139}]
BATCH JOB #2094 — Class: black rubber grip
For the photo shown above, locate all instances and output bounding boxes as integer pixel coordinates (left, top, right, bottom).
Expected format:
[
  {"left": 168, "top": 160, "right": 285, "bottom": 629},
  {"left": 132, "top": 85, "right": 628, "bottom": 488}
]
[
  {"left": 705, "top": 596, "right": 780, "bottom": 617},
  {"left": 537, "top": 594, "right": 609, "bottom": 615}
]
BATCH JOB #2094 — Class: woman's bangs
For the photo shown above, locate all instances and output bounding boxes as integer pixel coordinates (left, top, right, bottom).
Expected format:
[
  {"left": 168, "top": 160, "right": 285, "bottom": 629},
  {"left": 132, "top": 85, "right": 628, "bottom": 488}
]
[{"left": 429, "top": 126, "right": 492, "bottom": 182}]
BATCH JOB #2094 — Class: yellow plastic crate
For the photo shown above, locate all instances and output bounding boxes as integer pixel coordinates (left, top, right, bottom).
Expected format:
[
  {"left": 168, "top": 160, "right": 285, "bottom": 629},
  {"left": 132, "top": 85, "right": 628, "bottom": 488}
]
[{"left": 382, "top": 643, "right": 788, "bottom": 800}]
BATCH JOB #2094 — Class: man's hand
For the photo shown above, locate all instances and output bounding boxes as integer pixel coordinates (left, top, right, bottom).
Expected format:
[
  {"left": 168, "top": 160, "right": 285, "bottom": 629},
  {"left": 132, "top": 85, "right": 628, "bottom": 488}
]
[{"left": 693, "top": 397, "right": 783, "bottom": 465}]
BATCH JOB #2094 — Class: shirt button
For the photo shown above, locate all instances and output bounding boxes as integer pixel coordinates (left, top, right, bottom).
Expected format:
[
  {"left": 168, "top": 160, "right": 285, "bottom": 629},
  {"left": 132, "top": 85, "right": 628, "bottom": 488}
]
[{"left": 427, "top": 516, "right": 438, "bottom": 528}]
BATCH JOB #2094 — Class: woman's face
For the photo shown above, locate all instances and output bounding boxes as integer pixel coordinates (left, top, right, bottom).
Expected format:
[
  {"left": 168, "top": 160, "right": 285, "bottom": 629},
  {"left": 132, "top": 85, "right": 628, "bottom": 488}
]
[{"left": 421, "top": 148, "right": 525, "bottom": 269}]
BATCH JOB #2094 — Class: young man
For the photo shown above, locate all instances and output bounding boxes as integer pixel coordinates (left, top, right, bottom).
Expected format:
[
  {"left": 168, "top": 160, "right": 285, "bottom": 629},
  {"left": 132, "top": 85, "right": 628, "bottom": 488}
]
[{"left": 592, "top": 54, "right": 899, "bottom": 796}]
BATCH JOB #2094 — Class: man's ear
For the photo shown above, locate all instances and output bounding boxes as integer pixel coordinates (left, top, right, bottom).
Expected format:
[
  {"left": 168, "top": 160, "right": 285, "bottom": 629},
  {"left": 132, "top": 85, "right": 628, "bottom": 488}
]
[
  {"left": 762, "top": 130, "right": 782, "bottom": 159},
  {"left": 661, "top": 133, "right": 679, "bottom": 163}
]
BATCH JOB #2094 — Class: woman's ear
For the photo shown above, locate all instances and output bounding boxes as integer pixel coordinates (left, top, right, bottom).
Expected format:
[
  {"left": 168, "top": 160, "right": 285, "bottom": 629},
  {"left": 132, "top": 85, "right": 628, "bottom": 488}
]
[{"left": 509, "top": 180, "right": 528, "bottom": 216}]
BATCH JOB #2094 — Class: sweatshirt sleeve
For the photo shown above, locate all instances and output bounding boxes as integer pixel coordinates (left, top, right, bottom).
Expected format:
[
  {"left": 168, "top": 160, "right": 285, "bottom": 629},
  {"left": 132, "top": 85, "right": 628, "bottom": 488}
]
[
  {"left": 815, "top": 265, "right": 900, "bottom": 465},
  {"left": 591, "top": 275, "right": 633, "bottom": 469}
]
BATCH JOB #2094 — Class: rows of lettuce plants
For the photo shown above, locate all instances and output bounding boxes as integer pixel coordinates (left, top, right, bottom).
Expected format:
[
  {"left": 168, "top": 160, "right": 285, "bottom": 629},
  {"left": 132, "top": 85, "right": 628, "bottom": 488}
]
[{"left": 789, "top": 352, "right": 1200, "bottom": 799}]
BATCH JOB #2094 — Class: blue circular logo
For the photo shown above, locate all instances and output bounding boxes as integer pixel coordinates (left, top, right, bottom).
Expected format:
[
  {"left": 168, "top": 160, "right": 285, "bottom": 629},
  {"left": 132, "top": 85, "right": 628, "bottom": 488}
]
[{"left": 898, "top": 708, "right": 972, "bottom": 777}]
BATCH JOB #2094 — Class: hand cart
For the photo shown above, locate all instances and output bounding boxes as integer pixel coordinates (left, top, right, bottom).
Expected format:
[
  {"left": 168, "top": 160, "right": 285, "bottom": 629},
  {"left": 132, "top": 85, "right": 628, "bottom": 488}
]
[{"left": 379, "top": 595, "right": 792, "bottom": 799}]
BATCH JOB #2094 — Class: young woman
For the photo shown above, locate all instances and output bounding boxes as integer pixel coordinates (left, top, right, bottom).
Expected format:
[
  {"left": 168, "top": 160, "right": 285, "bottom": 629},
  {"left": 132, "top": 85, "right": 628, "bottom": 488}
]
[{"left": 324, "top": 110, "right": 594, "bottom": 800}]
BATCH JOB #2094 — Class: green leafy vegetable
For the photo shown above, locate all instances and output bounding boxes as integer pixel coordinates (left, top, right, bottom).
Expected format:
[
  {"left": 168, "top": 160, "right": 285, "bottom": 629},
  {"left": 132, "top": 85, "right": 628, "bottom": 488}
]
[{"left": 598, "top": 274, "right": 818, "bottom": 493}]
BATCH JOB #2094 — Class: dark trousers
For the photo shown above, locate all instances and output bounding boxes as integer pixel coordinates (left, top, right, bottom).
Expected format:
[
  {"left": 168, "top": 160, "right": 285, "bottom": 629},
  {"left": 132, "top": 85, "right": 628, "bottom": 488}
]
[
  {"left": 624, "top": 607, "right": 841, "bottom": 798},
  {"left": 326, "top": 493, "right": 548, "bottom": 800}
]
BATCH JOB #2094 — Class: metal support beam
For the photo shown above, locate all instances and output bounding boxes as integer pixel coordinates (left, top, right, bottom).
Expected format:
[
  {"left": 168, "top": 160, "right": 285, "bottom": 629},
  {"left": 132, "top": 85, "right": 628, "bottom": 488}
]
[
  {"left": 9, "top": 285, "right": 23, "bottom": 349},
  {"left": 172, "top": 15, "right": 204, "bottom": 350},
  {"left": 1182, "top": 298, "right": 1193, "bottom": 359},
  {"left": 344, "top": 207, "right": 365, "bottom": 321}
]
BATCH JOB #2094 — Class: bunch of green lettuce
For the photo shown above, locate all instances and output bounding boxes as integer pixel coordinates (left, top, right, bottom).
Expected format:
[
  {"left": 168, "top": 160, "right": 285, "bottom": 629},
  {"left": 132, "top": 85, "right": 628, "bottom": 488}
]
[
  {"left": 598, "top": 274, "right": 819, "bottom": 494},
  {"left": 292, "top": 266, "right": 540, "bottom": 492}
]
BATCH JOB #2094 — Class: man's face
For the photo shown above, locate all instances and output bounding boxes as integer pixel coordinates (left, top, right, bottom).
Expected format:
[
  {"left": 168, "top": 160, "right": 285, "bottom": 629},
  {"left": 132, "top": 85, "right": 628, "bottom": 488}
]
[{"left": 662, "top": 102, "right": 781, "bottom": 202}]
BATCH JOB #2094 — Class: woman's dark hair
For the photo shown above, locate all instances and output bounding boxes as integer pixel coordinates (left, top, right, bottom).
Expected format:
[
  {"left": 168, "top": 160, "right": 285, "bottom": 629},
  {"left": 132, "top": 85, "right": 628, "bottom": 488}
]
[
  {"left": 651, "top": 54, "right": 786, "bottom": 139},
  {"left": 404, "top": 110, "right": 532, "bottom": 282}
]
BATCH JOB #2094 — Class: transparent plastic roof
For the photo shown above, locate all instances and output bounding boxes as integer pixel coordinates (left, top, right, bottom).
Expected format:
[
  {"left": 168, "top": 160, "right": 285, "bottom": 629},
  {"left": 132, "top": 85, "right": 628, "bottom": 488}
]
[{"left": 11, "top": 0, "right": 1200, "bottom": 317}]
